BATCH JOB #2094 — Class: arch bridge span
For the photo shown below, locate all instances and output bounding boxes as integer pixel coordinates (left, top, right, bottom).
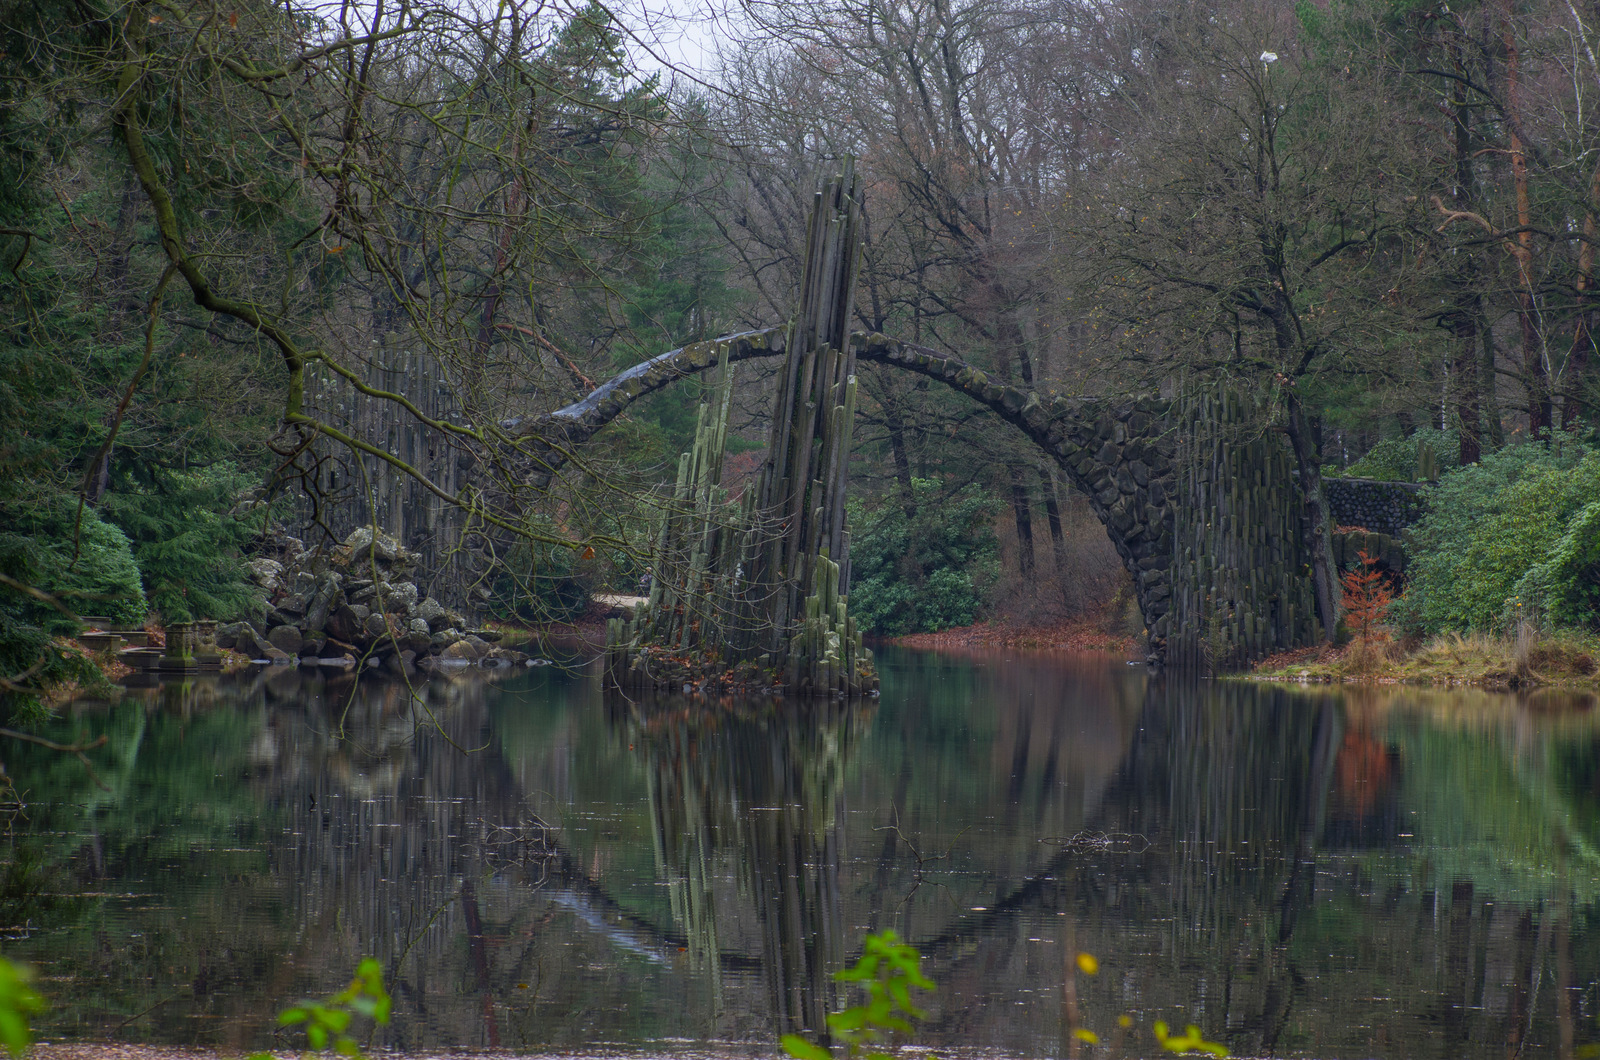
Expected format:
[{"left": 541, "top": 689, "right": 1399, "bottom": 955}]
[{"left": 509, "top": 327, "right": 1182, "bottom": 663}]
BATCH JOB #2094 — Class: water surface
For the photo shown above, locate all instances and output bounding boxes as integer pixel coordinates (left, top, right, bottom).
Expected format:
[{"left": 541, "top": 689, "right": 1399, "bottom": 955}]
[{"left": 5, "top": 649, "right": 1599, "bottom": 1058}]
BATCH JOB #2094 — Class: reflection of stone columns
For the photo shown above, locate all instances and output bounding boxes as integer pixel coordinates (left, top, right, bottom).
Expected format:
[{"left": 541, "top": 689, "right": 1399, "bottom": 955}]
[
  {"left": 1091, "top": 678, "right": 1342, "bottom": 1056},
  {"left": 616, "top": 694, "right": 870, "bottom": 1037}
]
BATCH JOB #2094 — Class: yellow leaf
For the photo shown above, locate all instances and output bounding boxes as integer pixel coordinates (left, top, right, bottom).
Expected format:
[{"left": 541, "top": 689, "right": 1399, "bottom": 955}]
[
  {"left": 1072, "top": 1029, "right": 1100, "bottom": 1045},
  {"left": 1075, "top": 952, "right": 1099, "bottom": 975}
]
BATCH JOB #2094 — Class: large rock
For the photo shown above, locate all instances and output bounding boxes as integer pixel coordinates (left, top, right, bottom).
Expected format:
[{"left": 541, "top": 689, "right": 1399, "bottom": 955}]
[
  {"left": 266, "top": 624, "right": 303, "bottom": 655},
  {"left": 325, "top": 604, "right": 364, "bottom": 643},
  {"left": 247, "top": 558, "right": 284, "bottom": 593},
  {"left": 303, "top": 574, "right": 343, "bottom": 632},
  {"left": 231, "top": 627, "right": 266, "bottom": 658},
  {"left": 214, "top": 622, "right": 246, "bottom": 650},
  {"left": 339, "top": 527, "right": 420, "bottom": 569},
  {"left": 441, "top": 639, "right": 480, "bottom": 661},
  {"left": 269, "top": 602, "right": 306, "bottom": 626},
  {"left": 382, "top": 581, "right": 418, "bottom": 614},
  {"left": 364, "top": 612, "right": 395, "bottom": 641},
  {"left": 408, "top": 618, "right": 430, "bottom": 636},
  {"left": 414, "top": 596, "right": 467, "bottom": 633},
  {"left": 414, "top": 597, "right": 448, "bottom": 627},
  {"left": 400, "top": 630, "right": 433, "bottom": 654}
]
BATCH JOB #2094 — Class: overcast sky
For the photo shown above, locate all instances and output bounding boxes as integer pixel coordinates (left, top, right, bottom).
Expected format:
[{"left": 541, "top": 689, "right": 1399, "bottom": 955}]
[{"left": 604, "top": 0, "right": 745, "bottom": 85}]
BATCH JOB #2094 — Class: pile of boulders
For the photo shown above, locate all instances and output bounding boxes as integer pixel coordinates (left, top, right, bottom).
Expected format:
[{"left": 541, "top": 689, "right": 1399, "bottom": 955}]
[{"left": 216, "top": 527, "right": 535, "bottom": 671}]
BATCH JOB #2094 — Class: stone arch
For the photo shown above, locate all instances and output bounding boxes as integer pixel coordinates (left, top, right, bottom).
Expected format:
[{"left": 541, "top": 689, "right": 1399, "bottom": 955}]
[{"left": 509, "top": 326, "right": 1180, "bottom": 663}]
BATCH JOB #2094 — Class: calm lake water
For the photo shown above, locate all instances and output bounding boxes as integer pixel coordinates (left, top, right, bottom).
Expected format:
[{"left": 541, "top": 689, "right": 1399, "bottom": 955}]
[{"left": 4, "top": 648, "right": 1599, "bottom": 1058}]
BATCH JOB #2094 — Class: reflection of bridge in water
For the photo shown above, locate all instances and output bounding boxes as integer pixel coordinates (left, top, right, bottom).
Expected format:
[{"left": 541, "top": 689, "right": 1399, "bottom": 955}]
[
  {"left": 272, "top": 663, "right": 1596, "bottom": 1058},
  {"left": 35, "top": 666, "right": 1596, "bottom": 1057}
]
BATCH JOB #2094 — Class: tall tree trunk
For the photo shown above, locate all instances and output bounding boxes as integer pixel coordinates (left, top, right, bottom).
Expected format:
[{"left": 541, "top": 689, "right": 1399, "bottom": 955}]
[
  {"left": 1565, "top": 157, "right": 1600, "bottom": 430},
  {"left": 1284, "top": 395, "right": 1339, "bottom": 643},
  {"left": 881, "top": 390, "right": 917, "bottom": 517},
  {"left": 1481, "top": 307, "right": 1506, "bottom": 447},
  {"left": 1455, "top": 330, "right": 1482, "bottom": 465},
  {"left": 1040, "top": 464, "right": 1068, "bottom": 574},
  {"left": 1449, "top": 45, "right": 1482, "bottom": 465},
  {"left": 1009, "top": 466, "right": 1036, "bottom": 578},
  {"left": 1503, "top": 4, "right": 1551, "bottom": 435}
]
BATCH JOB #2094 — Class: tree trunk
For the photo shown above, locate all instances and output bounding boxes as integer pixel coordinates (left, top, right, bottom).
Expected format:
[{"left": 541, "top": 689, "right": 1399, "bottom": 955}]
[
  {"left": 881, "top": 392, "right": 917, "bottom": 517},
  {"left": 1455, "top": 321, "right": 1482, "bottom": 465},
  {"left": 1009, "top": 466, "right": 1036, "bottom": 578},
  {"left": 1503, "top": 4, "right": 1551, "bottom": 436},
  {"left": 1449, "top": 45, "right": 1482, "bottom": 466},
  {"left": 1481, "top": 309, "right": 1505, "bottom": 448},
  {"left": 1283, "top": 395, "right": 1339, "bottom": 643},
  {"left": 1564, "top": 157, "right": 1600, "bottom": 431},
  {"left": 1040, "top": 464, "right": 1068, "bottom": 574}
]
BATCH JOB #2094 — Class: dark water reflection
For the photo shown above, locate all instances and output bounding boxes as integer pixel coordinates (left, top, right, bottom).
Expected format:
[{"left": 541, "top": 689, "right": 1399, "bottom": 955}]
[{"left": 4, "top": 650, "right": 1599, "bottom": 1058}]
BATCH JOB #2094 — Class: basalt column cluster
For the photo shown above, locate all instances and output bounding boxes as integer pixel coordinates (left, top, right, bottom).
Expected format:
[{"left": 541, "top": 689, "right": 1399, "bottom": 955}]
[
  {"left": 605, "top": 164, "right": 876, "bottom": 696},
  {"left": 1166, "top": 389, "right": 1324, "bottom": 669}
]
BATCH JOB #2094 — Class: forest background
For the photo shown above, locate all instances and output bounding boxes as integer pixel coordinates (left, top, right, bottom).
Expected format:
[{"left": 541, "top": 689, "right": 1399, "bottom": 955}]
[{"left": 3, "top": 0, "right": 1600, "bottom": 705}]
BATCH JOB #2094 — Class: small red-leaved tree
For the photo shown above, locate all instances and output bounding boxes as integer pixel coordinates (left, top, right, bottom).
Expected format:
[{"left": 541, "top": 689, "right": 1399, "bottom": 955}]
[{"left": 1341, "top": 550, "right": 1394, "bottom": 643}]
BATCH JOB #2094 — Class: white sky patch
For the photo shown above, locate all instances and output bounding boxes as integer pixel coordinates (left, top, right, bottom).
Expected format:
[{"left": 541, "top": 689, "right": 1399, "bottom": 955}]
[{"left": 600, "top": 0, "right": 752, "bottom": 86}]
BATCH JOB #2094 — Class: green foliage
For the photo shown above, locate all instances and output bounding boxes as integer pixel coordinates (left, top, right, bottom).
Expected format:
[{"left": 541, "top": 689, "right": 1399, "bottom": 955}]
[
  {"left": 0, "top": 959, "right": 43, "bottom": 1057},
  {"left": 1514, "top": 501, "right": 1600, "bottom": 631},
  {"left": 0, "top": 526, "right": 105, "bottom": 717},
  {"left": 847, "top": 480, "right": 1001, "bottom": 636},
  {"left": 487, "top": 530, "right": 594, "bottom": 622},
  {"left": 781, "top": 930, "right": 935, "bottom": 1060},
  {"left": 2, "top": 499, "right": 146, "bottom": 628},
  {"left": 1336, "top": 428, "right": 1458, "bottom": 482},
  {"left": 1399, "top": 440, "right": 1598, "bottom": 634},
  {"left": 99, "top": 464, "right": 265, "bottom": 622},
  {"left": 264, "top": 958, "right": 391, "bottom": 1058}
]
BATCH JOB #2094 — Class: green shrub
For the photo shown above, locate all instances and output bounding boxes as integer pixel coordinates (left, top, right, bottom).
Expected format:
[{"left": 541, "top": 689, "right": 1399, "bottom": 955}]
[
  {"left": 0, "top": 522, "right": 114, "bottom": 719},
  {"left": 4, "top": 499, "right": 147, "bottom": 627},
  {"left": 1337, "top": 427, "right": 1458, "bottom": 481},
  {"left": 847, "top": 480, "right": 1001, "bottom": 636},
  {"left": 486, "top": 527, "right": 594, "bottom": 623},
  {"left": 1399, "top": 439, "right": 1598, "bottom": 634},
  {"left": 99, "top": 463, "right": 264, "bottom": 622},
  {"left": 1514, "top": 501, "right": 1600, "bottom": 631}
]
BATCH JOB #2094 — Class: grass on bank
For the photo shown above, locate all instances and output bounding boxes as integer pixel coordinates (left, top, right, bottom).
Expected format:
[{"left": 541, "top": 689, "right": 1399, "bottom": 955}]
[{"left": 1252, "top": 629, "right": 1600, "bottom": 689}]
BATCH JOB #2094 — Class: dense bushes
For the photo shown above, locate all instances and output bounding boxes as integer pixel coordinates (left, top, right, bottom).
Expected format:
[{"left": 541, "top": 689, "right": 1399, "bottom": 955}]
[
  {"left": 98, "top": 464, "right": 264, "bottom": 622},
  {"left": 846, "top": 479, "right": 1001, "bottom": 636},
  {"left": 1337, "top": 427, "right": 1458, "bottom": 482},
  {"left": 1399, "top": 439, "right": 1600, "bottom": 634}
]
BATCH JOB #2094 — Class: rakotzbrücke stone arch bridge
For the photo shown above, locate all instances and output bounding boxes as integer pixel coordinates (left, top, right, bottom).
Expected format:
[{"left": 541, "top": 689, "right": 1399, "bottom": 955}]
[{"left": 504, "top": 165, "right": 1333, "bottom": 673}]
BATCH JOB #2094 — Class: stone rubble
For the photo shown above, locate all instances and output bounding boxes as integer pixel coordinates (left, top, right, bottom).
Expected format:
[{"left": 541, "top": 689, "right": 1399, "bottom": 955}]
[{"left": 216, "top": 527, "right": 532, "bottom": 671}]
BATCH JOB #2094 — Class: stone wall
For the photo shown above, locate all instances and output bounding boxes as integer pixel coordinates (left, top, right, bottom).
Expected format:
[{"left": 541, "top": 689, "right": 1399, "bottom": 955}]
[{"left": 1323, "top": 477, "right": 1429, "bottom": 536}]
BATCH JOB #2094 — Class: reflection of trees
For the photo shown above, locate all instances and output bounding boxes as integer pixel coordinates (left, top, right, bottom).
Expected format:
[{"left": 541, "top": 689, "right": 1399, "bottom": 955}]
[
  {"left": 611, "top": 693, "right": 872, "bottom": 1035},
  {"left": 7, "top": 667, "right": 552, "bottom": 1049},
  {"left": 913, "top": 679, "right": 1600, "bottom": 1059}
]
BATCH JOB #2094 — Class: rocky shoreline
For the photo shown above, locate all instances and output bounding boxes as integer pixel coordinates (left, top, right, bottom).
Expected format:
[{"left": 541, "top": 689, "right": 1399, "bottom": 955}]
[{"left": 218, "top": 527, "right": 538, "bottom": 672}]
